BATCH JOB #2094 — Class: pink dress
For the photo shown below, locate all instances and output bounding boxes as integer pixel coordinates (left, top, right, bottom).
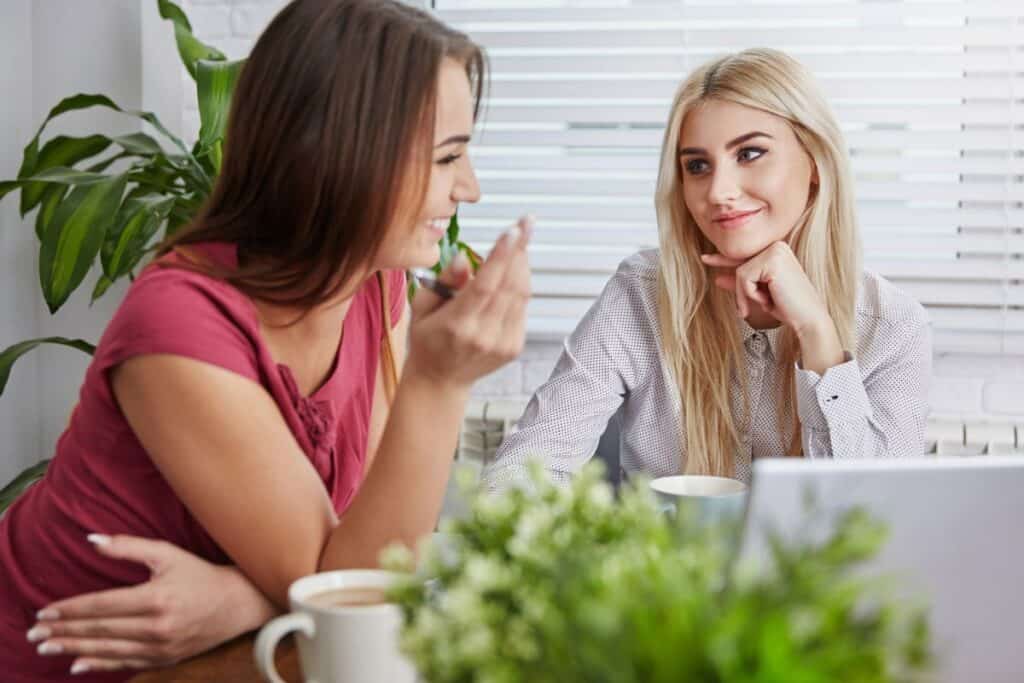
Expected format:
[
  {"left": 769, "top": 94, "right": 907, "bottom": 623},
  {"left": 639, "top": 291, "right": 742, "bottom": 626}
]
[{"left": 0, "top": 243, "right": 405, "bottom": 681}]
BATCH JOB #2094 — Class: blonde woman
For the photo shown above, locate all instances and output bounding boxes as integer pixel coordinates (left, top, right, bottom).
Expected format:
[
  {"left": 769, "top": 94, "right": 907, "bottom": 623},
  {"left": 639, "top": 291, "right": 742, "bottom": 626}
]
[{"left": 483, "top": 48, "right": 931, "bottom": 488}]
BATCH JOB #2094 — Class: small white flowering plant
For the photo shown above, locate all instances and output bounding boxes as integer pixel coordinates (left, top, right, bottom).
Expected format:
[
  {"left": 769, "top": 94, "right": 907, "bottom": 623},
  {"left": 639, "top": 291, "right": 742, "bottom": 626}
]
[{"left": 383, "top": 462, "right": 931, "bottom": 683}]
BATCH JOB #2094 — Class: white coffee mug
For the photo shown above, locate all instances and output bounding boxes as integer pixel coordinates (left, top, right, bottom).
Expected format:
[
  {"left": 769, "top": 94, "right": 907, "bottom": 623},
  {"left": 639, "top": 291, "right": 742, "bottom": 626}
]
[
  {"left": 254, "top": 569, "right": 417, "bottom": 683},
  {"left": 649, "top": 474, "right": 749, "bottom": 525}
]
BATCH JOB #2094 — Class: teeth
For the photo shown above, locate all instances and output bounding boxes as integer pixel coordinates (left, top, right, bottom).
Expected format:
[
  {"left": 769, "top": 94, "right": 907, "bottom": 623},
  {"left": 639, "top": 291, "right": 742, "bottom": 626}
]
[{"left": 429, "top": 218, "right": 449, "bottom": 231}]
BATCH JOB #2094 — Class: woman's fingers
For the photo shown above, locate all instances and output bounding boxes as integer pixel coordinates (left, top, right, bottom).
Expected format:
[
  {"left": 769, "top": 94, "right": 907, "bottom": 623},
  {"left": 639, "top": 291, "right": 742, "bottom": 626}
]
[
  {"left": 700, "top": 253, "right": 743, "bottom": 268},
  {"left": 740, "top": 272, "right": 769, "bottom": 307},
  {"left": 85, "top": 534, "right": 172, "bottom": 572},
  {"left": 34, "top": 634, "right": 164, "bottom": 660},
  {"left": 458, "top": 215, "right": 532, "bottom": 313},
  {"left": 68, "top": 657, "right": 153, "bottom": 676},
  {"left": 30, "top": 616, "right": 167, "bottom": 643},
  {"left": 37, "top": 583, "right": 160, "bottom": 621},
  {"left": 410, "top": 251, "right": 471, "bottom": 318}
]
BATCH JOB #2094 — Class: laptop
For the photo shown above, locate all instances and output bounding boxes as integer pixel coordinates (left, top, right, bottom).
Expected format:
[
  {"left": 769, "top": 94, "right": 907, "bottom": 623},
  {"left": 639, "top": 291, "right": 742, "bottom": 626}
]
[{"left": 741, "top": 456, "right": 1024, "bottom": 683}]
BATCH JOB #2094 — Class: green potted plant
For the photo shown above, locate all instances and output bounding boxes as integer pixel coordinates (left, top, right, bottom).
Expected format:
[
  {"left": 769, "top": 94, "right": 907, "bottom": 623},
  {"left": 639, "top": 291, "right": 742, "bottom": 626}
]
[
  {"left": 384, "top": 463, "right": 932, "bottom": 682},
  {"left": 0, "top": 0, "right": 475, "bottom": 512}
]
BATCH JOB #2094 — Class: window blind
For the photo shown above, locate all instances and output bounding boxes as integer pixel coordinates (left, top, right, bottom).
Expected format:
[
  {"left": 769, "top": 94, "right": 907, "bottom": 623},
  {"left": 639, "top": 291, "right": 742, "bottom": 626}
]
[{"left": 432, "top": 0, "right": 1023, "bottom": 354}]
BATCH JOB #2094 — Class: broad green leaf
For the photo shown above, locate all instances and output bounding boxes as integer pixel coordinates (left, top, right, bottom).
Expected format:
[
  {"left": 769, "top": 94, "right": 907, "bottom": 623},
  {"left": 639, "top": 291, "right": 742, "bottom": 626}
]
[
  {"left": 20, "top": 135, "right": 111, "bottom": 215},
  {"left": 0, "top": 336, "right": 94, "bottom": 395},
  {"left": 196, "top": 58, "right": 244, "bottom": 160},
  {"left": 127, "top": 161, "right": 184, "bottom": 196},
  {"left": 13, "top": 92, "right": 196, "bottom": 176},
  {"left": 19, "top": 167, "right": 114, "bottom": 185},
  {"left": 446, "top": 213, "right": 460, "bottom": 244},
  {"left": 15, "top": 94, "right": 124, "bottom": 190},
  {"left": 0, "top": 166, "right": 116, "bottom": 203},
  {"left": 208, "top": 140, "right": 223, "bottom": 176},
  {"left": 39, "top": 175, "right": 128, "bottom": 312},
  {"left": 34, "top": 185, "right": 67, "bottom": 240},
  {"left": 0, "top": 89, "right": 212, "bottom": 218},
  {"left": 91, "top": 274, "right": 114, "bottom": 302},
  {"left": 86, "top": 153, "right": 129, "bottom": 174},
  {"left": 0, "top": 181, "right": 21, "bottom": 201},
  {"left": 111, "top": 132, "right": 164, "bottom": 156},
  {"left": 458, "top": 241, "right": 483, "bottom": 271},
  {"left": 0, "top": 459, "right": 51, "bottom": 515},
  {"left": 165, "top": 203, "right": 193, "bottom": 236},
  {"left": 158, "top": 0, "right": 226, "bottom": 80},
  {"left": 102, "top": 195, "right": 174, "bottom": 280}
]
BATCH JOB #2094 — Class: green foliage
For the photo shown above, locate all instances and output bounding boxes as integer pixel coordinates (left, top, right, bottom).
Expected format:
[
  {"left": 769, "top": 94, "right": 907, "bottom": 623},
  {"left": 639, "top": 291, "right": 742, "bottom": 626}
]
[
  {"left": 0, "top": 0, "right": 227, "bottom": 393},
  {"left": 385, "top": 463, "right": 931, "bottom": 683},
  {"left": 0, "top": 0, "right": 479, "bottom": 507}
]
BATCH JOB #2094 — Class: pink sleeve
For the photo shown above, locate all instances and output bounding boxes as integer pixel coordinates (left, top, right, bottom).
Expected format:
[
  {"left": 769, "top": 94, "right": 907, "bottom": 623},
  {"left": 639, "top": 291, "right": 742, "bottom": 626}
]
[
  {"left": 388, "top": 269, "right": 406, "bottom": 329},
  {"left": 94, "top": 267, "right": 260, "bottom": 382}
]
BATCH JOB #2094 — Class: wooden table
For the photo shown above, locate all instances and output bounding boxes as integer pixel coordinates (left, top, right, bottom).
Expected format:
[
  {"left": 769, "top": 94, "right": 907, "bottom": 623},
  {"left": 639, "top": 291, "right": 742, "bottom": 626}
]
[{"left": 131, "top": 633, "right": 300, "bottom": 682}]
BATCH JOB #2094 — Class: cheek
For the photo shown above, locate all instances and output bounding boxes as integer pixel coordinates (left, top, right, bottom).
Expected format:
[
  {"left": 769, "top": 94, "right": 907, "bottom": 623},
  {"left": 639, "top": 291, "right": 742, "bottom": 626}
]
[
  {"left": 752, "top": 158, "right": 810, "bottom": 217},
  {"left": 682, "top": 180, "right": 703, "bottom": 217}
]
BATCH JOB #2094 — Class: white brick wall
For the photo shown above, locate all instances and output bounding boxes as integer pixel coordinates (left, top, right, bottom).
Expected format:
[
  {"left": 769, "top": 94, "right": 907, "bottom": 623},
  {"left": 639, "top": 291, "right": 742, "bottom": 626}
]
[{"left": 179, "top": 0, "right": 1024, "bottom": 421}]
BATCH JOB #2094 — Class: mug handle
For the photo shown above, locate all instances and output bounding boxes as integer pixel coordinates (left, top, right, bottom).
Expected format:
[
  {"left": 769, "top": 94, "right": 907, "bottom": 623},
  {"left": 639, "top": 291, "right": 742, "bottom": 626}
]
[{"left": 254, "top": 612, "right": 316, "bottom": 683}]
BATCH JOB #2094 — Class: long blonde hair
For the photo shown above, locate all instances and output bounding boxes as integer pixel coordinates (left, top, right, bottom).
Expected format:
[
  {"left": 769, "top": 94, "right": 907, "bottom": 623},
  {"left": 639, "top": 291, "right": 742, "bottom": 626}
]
[{"left": 654, "top": 48, "right": 862, "bottom": 477}]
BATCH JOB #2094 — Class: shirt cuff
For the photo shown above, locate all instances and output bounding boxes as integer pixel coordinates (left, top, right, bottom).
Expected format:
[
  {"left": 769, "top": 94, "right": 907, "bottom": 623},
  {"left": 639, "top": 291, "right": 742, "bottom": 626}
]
[{"left": 794, "top": 353, "right": 873, "bottom": 431}]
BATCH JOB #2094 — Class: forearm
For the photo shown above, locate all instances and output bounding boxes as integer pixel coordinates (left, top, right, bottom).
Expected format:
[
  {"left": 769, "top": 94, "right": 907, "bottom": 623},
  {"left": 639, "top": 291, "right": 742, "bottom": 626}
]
[
  {"left": 795, "top": 357, "right": 928, "bottom": 459},
  {"left": 796, "top": 317, "right": 845, "bottom": 375},
  {"left": 218, "top": 564, "right": 281, "bottom": 635},
  {"left": 319, "top": 364, "right": 470, "bottom": 569}
]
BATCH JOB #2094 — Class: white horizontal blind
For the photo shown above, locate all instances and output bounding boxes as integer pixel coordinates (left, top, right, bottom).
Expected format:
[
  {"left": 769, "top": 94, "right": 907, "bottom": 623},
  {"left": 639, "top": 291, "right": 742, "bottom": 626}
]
[{"left": 433, "top": 0, "right": 1024, "bottom": 353}]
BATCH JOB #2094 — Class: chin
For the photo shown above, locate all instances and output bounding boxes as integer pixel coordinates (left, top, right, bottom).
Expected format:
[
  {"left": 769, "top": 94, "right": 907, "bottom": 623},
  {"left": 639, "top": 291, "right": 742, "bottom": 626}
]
[
  {"left": 408, "top": 245, "right": 442, "bottom": 269},
  {"left": 712, "top": 238, "right": 770, "bottom": 262},
  {"left": 376, "top": 244, "right": 439, "bottom": 272}
]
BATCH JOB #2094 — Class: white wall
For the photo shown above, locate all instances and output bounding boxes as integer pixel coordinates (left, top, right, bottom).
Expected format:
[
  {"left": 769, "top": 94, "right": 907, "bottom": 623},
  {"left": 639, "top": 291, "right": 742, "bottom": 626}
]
[
  {"left": 0, "top": 1, "right": 144, "bottom": 483},
  {"left": 0, "top": 0, "right": 42, "bottom": 484}
]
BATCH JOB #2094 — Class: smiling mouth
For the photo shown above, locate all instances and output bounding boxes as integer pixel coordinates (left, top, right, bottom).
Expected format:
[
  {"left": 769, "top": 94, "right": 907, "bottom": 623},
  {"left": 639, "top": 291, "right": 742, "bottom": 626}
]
[
  {"left": 713, "top": 208, "right": 761, "bottom": 228},
  {"left": 428, "top": 217, "right": 452, "bottom": 232}
]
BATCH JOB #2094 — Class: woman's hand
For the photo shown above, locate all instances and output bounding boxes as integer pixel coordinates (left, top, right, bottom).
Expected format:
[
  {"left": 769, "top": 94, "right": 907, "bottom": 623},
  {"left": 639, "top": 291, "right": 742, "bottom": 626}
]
[
  {"left": 701, "top": 241, "right": 844, "bottom": 373},
  {"left": 29, "top": 534, "right": 277, "bottom": 676},
  {"left": 406, "top": 215, "right": 533, "bottom": 390}
]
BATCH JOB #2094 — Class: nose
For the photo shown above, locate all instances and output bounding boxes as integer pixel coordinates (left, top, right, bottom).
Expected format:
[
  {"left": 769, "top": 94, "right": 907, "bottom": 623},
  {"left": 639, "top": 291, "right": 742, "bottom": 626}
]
[
  {"left": 452, "top": 157, "right": 481, "bottom": 204},
  {"left": 707, "top": 164, "right": 741, "bottom": 206}
]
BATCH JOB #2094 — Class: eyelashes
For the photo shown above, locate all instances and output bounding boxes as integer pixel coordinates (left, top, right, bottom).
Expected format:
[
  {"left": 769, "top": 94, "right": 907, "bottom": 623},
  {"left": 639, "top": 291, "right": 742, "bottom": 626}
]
[
  {"left": 436, "top": 154, "right": 462, "bottom": 165},
  {"left": 681, "top": 146, "right": 768, "bottom": 176}
]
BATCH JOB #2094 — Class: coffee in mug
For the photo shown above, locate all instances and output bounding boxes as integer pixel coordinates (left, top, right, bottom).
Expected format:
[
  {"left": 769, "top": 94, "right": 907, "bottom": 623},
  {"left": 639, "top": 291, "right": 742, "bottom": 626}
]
[
  {"left": 255, "top": 569, "right": 417, "bottom": 683},
  {"left": 305, "top": 586, "right": 389, "bottom": 609}
]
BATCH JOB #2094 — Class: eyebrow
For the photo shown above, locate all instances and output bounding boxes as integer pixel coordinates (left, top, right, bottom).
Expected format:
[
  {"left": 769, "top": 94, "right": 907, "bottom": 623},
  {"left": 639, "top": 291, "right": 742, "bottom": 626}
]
[
  {"left": 678, "top": 131, "right": 774, "bottom": 156},
  {"left": 435, "top": 134, "right": 471, "bottom": 149}
]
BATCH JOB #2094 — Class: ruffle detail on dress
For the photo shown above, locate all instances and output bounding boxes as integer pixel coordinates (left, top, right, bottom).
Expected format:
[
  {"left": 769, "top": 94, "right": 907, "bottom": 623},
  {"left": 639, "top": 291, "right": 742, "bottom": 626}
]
[{"left": 277, "top": 365, "right": 338, "bottom": 475}]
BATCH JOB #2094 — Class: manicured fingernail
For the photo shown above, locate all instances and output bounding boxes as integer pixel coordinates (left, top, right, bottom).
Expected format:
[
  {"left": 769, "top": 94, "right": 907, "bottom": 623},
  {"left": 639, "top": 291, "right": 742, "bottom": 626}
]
[
  {"left": 504, "top": 225, "right": 522, "bottom": 247},
  {"left": 452, "top": 251, "right": 469, "bottom": 271},
  {"left": 87, "top": 533, "right": 111, "bottom": 546},
  {"left": 36, "top": 608, "right": 60, "bottom": 620},
  {"left": 38, "top": 641, "right": 62, "bottom": 655},
  {"left": 71, "top": 662, "right": 90, "bottom": 675},
  {"left": 27, "top": 626, "right": 51, "bottom": 642}
]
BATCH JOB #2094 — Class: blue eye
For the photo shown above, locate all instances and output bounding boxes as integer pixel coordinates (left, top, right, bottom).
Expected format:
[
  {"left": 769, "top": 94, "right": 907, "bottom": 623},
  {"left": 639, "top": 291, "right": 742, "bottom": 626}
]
[{"left": 738, "top": 147, "right": 767, "bottom": 163}]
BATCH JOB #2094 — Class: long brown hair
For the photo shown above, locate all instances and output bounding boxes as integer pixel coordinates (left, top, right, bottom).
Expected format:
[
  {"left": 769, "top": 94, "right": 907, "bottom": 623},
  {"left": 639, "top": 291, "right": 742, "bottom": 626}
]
[{"left": 161, "top": 0, "right": 486, "bottom": 312}]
